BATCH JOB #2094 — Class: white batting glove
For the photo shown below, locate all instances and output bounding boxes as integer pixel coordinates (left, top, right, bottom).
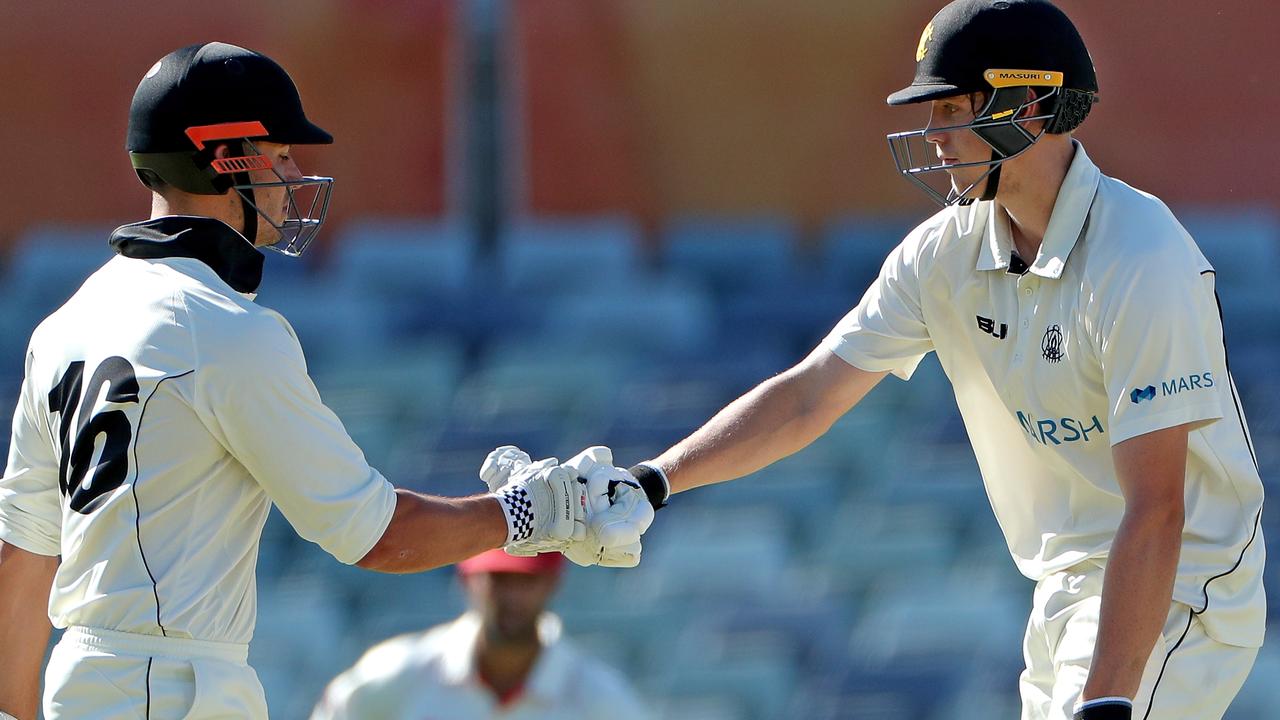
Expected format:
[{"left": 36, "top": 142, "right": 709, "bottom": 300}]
[
  {"left": 562, "top": 446, "right": 656, "bottom": 568},
  {"left": 480, "top": 447, "right": 586, "bottom": 553}
]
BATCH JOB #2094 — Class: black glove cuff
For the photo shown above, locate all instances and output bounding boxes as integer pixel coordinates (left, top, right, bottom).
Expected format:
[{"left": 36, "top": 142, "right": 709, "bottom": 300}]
[
  {"left": 1074, "top": 700, "right": 1133, "bottom": 720},
  {"left": 627, "top": 464, "right": 669, "bottom": 510}
]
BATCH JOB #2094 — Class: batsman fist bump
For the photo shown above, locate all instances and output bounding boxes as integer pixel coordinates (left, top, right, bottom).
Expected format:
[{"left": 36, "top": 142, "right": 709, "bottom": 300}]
[
  {"left": 481, "top": 449, "right": 587, "bottom": 550},
  {"left": 562, "top": 446, "right": 656, "bottom": 568},
  {"left": 480, "top": 445, "right": 655, "bottom": 567}
]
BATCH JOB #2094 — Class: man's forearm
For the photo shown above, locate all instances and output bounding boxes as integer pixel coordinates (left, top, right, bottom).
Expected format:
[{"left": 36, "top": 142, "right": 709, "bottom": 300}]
[
  {"left": 356, "top": 492, "right": 506, "bottom": 573},
  {"left": 654, "top": 354, "right": 886, "bottom": 494},
  {"left": 655, "top": 375, "right": 826, "bottom": 493},
  {"left": 0, "top": 541, "right": 58, "bottom": 720},
  {"left": 1082, "top": 508, "right": 1183, "bottom": 702}
]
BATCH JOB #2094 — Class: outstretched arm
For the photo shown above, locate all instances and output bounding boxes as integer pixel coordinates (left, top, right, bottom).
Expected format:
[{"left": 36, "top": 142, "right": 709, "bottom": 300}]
[
  {"left": 653, "top": 345, "right": 887, "bottom": 495},
  {"left": 355, "top": 491, "right": 507, "bottom": 573},
  {"left": 1079, "top": 424, "right": 1189, "bottom": 710},
  {"left": 0, "top": 541, "right": 58, "bottom": 720}
]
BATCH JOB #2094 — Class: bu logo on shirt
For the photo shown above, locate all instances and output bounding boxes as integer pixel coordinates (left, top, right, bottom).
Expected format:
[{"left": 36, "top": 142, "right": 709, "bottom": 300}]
[
  {"left": 975, "top": 315, "right": 1008, "bottom": 339},
  {"left": 1041, "top": 324, "right": 1065, "bottom": 363}
]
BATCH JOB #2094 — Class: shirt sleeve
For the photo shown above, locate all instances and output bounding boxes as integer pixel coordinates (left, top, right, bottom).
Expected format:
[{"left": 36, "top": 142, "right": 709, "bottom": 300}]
[
  {"left": 0, "top": 351, "right": 64, "bottom": 557},
  {"left": 1095, "top": 248, "right": 1224, "bottom": 446},
  {"left": 823, "top": 236, "right": 933, "bottom": 380},
  {"left": 193, "top": 309, "right": 396, "bottom": 565}
]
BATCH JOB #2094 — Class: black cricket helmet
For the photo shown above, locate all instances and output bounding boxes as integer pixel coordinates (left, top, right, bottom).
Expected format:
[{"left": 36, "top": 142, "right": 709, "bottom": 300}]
[
  {"left": 885, "top": 0, "right": 1099, "bottom": 206},
  {"left": 127, "top": 42, "right": 334, "bottom": 256}
]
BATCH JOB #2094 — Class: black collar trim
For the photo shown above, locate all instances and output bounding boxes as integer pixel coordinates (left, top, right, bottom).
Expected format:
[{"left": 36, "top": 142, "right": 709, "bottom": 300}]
[{"left": 109, "top": 216, "right": 264, "bottom": 294}]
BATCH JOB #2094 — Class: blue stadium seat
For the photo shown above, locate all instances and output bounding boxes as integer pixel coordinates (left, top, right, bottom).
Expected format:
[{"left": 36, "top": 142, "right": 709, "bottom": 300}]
[
  {"left": 850, "top": 574, "right": 1026, "bottom": 664},
  {"left": 499, "top": 215, "right": 643, "bottom": 291},
  {"left": 691, "top": 458, "right": 848, "bottom": 548},
  {"left": 309, "top": 218, "right": 478, "bottom": 341},
  {"left": 821, "top": 214, "right": 917, "bottom": 293},
  {"left": 703, "top": 599, "right": 855, "bottom": 669},
  {"left": 309, "top": 339, "right": 466, "bottom": 468},
  {"left": 539, "top": 276, "right": 717, "bottom": 358},
  {"left": 620, "top": 507, "right": 791, "bottom": 602},
  {"left": 254, "top": 286, "right": 395, "bottom": 375},
  {"left": 661, "top": 215, "right": 800, "bottom": 296},
  {"left": 653, "top": 642, "right": 797, "bottom": 720},
  {"left": 1226, "top": 642, "right": 1280, "bottom": 719},
  {"left": 816, "top": 504, "right": 960, "bottom": 594},
  {"left": 252, "top": 578, "right": 352, "bottom": 719},
  {"left": 332, "top": 217, "right": 476, "bottom": 296},
  {"left": 1178, "top": 207, "right": 1280, "bottom": 286},
  {"left": 653, "top": 696, "right": 745, "bottom": 720},
  {"left": 1, "top": 224, "right": 115, "bottom": 327},
  {"left": 799, "top": 659, "right": 956, "bottom": 720}
]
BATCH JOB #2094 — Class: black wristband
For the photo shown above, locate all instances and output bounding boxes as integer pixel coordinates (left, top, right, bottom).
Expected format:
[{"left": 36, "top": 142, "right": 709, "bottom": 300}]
[
  {"left": 1074, "top": 701, "right": 1132, "bottom": 720},
  {"left": 627, "top": 464, "right": 669, "bottom": 510}
]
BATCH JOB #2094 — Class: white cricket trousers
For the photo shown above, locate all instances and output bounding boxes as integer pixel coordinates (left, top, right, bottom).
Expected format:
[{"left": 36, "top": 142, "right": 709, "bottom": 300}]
[
  {"left": 43, "top": 626, "right": 269, "bottom": 719},
  {"left": 1020, "top": 560, "right": 1258, "bottom": 720}
]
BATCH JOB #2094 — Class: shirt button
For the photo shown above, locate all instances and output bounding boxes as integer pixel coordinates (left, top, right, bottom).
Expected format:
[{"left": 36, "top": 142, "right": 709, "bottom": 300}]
[
  {"left": 1023, "top": 287, "right": 1033, "bottom": 296},
  {"left": 1022, "top": 320, "right": 1030, "bottom": 328},
  {"left": 1014, "top": 353, "right": 1022, "bottom": 361}
]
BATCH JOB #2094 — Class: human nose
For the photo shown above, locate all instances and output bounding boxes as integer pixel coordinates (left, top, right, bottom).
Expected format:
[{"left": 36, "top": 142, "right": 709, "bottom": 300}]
[
  {"left": 279, "top": 157, "right": 303, "bottom": 182},
  {"left": 924, "top": 109, "right": 947, "bottom": 147}
]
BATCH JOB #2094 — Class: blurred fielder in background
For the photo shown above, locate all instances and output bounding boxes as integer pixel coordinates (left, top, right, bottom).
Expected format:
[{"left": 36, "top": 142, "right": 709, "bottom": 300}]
[
  {"left": 0, "top": 42, "right": 646, "bottom": 720},
  {"left": 312, "top": 549, "right": 650, "bottom": 720},
  {"left": 501, "top": 2, "right": 1266, "bottom": 719}
]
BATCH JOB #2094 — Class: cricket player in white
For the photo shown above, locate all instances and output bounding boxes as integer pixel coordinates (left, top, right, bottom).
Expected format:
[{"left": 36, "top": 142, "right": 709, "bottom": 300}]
[
  {"left": 542, "top": 2, "right": 1266, "bottom": 719},
  {"left": 312, "top": 550, "right": 650, "bottom": 720},
  {"left": 0, "top": 43, "right": 647, "bottom": 720}
]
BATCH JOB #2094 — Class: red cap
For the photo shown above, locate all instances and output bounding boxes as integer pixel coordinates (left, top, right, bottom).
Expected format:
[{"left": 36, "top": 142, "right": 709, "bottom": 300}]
[{"left": 458, "top": 549, "right": 564, "bottom": 577}]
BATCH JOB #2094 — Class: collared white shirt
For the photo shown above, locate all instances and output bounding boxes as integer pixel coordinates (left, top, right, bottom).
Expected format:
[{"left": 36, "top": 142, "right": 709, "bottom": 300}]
[
  {"left": 311, "top": 612, "right": 650, "bottom": 720},
  {"left": 825, "top": 142, "right": 1265, "bottom": 647},
  {"left": 0, "top": 216, "right": 397, "bottom": 645}
]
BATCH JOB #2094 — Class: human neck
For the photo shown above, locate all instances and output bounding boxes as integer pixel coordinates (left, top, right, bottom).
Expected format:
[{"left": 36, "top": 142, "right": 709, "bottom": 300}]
[
  {"left": 473, "top": 626, "right": 541, "bottom": 699},
  {"left": 150, "top": 192, "right": 247, "bottom": 239},
  {"left": 995, "top": 138, "right": 1075, "bottom": 262}
]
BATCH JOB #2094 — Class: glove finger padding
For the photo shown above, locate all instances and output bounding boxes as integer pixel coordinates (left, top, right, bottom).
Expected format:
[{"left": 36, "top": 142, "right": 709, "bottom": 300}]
[
  {"left": 479, "top": 445, "right": 533, "bottom": 490},
  {"left": 598, "top": 540, "right": 644, "bottom": 568},
  {"left": 590, "top": 481, "right": 654, "bottom": 548}
]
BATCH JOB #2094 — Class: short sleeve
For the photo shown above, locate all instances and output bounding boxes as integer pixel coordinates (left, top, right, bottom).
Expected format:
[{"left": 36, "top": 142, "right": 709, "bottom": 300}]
[
  {"left": 0, "top": 353, "right": 64, "bottom": 557},
  {"left": 194, "top": 311, "right": 396, "bottom": 565},
  {"left": 1096, "top": 253, "right": 1224, "bottom": 446},
  {"left": 824, "top": 238, "right": 934, "bottom": 380}
]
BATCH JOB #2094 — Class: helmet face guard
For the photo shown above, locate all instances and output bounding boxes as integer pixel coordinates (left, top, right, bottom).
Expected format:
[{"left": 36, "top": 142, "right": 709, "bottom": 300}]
[
  {"left": 887, "top": 69, "right": 1062, "bottom": 206},
  {"left": 231, "top": 168, "right": 333, "bottom": 258},
  {"left": 225, "top": 139, "right": 333, "bottom": 257}
]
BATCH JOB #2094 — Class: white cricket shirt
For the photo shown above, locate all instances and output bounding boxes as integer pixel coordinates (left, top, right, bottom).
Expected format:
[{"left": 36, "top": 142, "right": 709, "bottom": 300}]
[
  {"left": 0, "top": 216, "right": 397, "bottom": 645},
  {"left": 826, "top": 142, "right": 1265, "bottom": 647},
  {"left": 311, "top": 612, "right": 651, "bottom": 720}
]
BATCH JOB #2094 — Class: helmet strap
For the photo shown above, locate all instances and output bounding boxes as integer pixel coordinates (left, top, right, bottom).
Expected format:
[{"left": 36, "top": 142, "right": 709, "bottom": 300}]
[
  {"left": 981, "top": 151, "right": 1002, "bottom": 201},
  {"left": 232, "top": 141, "right": 257, "bottom": 243},
  {"left": 237, "top": 183, "right": 258, "bottom": 244}
]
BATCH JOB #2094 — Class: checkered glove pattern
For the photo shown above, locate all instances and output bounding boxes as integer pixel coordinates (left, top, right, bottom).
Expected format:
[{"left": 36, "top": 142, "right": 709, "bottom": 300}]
[
  {"left": 494, "top": 484, "right": 536, "bottom": 542},
  {"left": 481, "top": 447, "right": 586, "bottom": 550}
]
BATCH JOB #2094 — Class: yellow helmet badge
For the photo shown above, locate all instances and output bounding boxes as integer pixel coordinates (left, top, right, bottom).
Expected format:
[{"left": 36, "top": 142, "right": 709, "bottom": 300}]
[{"left": 916, "top": 22, "right": 933, "bottom": 62}]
